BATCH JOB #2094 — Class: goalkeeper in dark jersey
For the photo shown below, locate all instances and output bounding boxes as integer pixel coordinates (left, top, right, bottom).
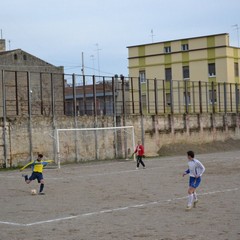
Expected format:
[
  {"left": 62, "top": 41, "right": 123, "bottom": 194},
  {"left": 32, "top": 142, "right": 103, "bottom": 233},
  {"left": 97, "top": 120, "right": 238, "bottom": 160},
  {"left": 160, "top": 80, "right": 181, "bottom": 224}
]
[{"left": 20, "top": 153, "right": 53, "bottom": 195}]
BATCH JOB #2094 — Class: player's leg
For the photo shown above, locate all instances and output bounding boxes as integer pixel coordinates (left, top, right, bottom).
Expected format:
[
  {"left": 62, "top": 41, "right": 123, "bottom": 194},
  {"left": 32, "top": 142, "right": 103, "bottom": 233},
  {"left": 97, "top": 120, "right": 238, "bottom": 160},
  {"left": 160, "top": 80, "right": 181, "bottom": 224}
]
[
  {"left": 39, "top": 179, "right": 45, "bottom": 194},
  {"left": 37, "top": 173, "right": 45, "bottom": 195},
  {"left": 23, "top": 172, "right": 34, "bottom": 184},
  {"left": 186, "top": 177, "right": 196, "bottom": 210},
  {"left": 186, "top": 187, "right": 195, "bottom": 210},
  {"left": 193, "top": 191, "right": 198, "bottom": 208},
  {"left": 192, "top": 177, "right": 201, "bottom": 207},
  {"left": 136, "top": 156, "right": 140, "bottom": 169},
  {"left": 139, "top": 156, "right": 145, "bottom": 168}
]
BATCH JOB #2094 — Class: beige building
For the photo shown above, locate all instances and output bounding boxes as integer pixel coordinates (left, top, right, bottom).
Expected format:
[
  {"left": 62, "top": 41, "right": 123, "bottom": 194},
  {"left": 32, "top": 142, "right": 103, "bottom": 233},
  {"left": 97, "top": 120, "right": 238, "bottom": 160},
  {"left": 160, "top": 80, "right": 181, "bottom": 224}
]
[
  {"left": 127, "top": 33, "right": 240, "bottom": 114},
  {"left": 0, "top": 39, "right": 64, "bottom": 117}
]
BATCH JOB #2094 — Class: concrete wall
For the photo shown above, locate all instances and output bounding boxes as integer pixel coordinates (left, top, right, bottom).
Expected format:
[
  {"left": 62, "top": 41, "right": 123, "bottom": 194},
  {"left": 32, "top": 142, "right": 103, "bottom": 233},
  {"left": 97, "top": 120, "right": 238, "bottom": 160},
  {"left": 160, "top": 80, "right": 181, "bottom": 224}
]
[{"left": 0, "top": 113, "right": 239, "bottom": 167}]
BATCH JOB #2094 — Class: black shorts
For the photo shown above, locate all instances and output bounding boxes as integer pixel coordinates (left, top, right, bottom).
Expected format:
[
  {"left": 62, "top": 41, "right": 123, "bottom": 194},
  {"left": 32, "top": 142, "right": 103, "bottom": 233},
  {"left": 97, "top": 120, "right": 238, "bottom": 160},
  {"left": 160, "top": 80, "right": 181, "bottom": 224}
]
[{"left": 29, "top": 172, "right": 43, "bottom": 183}]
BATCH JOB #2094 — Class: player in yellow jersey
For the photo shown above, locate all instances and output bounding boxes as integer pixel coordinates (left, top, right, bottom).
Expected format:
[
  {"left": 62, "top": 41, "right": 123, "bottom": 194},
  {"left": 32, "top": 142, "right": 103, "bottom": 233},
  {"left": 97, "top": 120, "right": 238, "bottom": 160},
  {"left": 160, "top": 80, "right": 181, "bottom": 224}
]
[{"left": 21, "top": 153, "right": 53, "bottom": 195}]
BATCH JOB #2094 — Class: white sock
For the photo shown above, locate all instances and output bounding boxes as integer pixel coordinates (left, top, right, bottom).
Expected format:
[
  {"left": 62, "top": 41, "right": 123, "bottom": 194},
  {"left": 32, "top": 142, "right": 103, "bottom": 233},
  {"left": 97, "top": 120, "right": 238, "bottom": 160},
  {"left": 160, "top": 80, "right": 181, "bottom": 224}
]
[
  {"left": 187, "top": 194, "right": 193, "bottom": 206},
  {"left": 193, "top": 192, "right": 197, "bottom": 201}
]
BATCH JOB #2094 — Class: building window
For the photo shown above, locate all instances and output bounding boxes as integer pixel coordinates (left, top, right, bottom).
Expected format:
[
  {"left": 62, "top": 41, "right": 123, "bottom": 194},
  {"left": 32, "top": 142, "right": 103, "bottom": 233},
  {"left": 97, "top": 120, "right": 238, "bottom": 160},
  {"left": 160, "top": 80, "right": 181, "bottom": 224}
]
[
  {"left": 181, "top": 44, "right": 189, "bottom": 51},
  {"left": 139, "top": 71, "right": 146, "bottom": 83},
  {"left": 165, "top": 68, "right": 172, "bottom": 81},
  {"left": 14, "top": 54, "right": 18, "bottom": 60},
  {"left": 183, "top": 91, "right": 191, "bottom": 105},
  {"left": 164, "top": 46, "right": 171, "bottom": 53},
  {"left": 183, "top": 66, "right": 190, "bottom": 79},
  {"left": 23, "top": 55, "right": 27, "bottom": 60},
  {"left": 209, "top": 89, "right": 217, "bottom": 104},
  {"left": 234, "top": 62, "right": 239, "bottom": 77},
  {"left": 208, "top": 63, "right": 216, "bottom": 77}
]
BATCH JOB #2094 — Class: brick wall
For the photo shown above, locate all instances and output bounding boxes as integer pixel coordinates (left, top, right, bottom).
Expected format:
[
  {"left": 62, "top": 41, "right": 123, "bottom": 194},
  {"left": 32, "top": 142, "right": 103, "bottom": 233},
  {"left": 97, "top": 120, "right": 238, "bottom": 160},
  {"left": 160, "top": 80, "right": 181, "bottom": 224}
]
[{"left": 0, "top": 113, "right": 239, "bottom": 167}]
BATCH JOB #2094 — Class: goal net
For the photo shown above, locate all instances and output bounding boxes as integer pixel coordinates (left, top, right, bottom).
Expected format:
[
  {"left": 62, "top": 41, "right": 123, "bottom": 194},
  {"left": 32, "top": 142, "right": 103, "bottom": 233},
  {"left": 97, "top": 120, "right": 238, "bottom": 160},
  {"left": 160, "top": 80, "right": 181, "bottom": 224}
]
[{"left": 55, "top": 126, "right": 135, "bottom": 168}]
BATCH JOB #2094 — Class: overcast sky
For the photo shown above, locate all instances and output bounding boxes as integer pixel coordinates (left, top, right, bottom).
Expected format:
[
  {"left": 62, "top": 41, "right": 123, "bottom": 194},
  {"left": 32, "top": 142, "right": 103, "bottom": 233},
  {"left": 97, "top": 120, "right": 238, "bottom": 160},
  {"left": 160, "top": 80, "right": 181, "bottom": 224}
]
[{"left": 1, "top": 0, "right": 240, "bottom": 77}]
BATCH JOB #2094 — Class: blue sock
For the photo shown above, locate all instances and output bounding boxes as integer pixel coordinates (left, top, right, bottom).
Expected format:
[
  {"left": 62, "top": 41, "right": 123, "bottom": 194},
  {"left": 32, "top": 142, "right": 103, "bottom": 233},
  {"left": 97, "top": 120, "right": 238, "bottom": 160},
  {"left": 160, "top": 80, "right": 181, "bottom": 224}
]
[{"left": 39, "top": 183, "right": 44, "bottom": 193}]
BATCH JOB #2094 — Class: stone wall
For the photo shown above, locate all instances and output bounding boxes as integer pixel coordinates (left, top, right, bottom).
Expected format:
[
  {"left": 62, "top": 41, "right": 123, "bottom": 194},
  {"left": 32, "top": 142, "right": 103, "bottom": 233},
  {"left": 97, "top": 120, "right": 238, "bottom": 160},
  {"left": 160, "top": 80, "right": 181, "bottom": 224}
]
[{"left": 0, "top": 113, "right": 239, "bottom": 167}]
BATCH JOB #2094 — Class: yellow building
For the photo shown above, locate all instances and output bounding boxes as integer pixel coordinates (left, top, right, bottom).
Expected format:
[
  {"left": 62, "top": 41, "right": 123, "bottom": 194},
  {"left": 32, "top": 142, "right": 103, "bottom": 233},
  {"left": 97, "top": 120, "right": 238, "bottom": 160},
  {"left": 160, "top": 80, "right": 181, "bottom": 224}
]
[{"left": 127, "top": 33, "right": 240, "bottom": 114}]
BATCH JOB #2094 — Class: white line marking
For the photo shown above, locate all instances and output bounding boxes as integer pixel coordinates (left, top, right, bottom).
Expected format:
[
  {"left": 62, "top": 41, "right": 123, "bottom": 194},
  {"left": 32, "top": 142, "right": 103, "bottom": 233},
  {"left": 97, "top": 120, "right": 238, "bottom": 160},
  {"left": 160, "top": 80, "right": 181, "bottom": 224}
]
[{"left": 0, "top": 187, "right": 238, "bottom": 227}]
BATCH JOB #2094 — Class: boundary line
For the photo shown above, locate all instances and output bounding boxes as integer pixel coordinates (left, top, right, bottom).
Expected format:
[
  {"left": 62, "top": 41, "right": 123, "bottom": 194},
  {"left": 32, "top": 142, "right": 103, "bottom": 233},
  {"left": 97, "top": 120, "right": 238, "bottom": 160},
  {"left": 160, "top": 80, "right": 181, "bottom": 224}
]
[{"left": 0, "top": 187, "right": 238, "bottom": 227}]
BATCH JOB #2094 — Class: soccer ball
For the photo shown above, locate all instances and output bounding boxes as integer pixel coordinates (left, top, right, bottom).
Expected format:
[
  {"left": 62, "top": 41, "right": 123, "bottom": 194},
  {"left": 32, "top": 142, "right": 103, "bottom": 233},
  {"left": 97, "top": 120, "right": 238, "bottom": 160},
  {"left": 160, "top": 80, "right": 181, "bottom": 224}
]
[{"left": 31, "top": 189, "right": 37, "bottom": 195}]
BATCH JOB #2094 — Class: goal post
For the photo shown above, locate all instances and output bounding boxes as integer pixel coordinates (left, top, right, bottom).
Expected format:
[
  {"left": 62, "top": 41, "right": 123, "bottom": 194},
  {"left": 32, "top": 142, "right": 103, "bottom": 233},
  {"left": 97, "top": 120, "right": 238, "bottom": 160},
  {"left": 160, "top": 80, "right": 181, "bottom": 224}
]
[{"left": 55, "top": 126, "right": 136, "bottom": 168}]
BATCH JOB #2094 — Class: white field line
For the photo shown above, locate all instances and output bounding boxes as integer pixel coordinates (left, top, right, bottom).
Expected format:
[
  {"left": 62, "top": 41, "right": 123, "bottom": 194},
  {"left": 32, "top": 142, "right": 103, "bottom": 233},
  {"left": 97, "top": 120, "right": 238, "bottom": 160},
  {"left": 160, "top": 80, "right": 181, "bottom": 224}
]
[{"left": 0, "top": 187, "right": 238, "bottom": 227}]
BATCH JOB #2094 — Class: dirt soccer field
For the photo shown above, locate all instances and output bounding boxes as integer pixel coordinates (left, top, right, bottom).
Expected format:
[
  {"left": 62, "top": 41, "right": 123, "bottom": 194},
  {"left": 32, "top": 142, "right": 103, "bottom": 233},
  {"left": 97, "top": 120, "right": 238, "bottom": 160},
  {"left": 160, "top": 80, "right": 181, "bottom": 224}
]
[{"left": 0, "top": 150, "right": 239, "bottom": 240}]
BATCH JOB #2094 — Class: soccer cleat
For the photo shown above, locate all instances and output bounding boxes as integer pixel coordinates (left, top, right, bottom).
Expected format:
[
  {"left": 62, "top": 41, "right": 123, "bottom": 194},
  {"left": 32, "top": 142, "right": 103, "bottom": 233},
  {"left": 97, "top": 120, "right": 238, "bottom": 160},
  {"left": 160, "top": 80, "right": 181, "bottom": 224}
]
[
  {"left": 185, "top": 205, "right": 192, "bottom": 211},
  {"left": 143, "top": 166, "right": 146, "bottom": 169},
  {"left": 38, "top": 192, "right": 45, "bottom": 195},
  {"left": 22, "top": 174, "right": 28, "bottom": 181},
  {"left": 136, "top": 167, "right": 139, "bottom": 170},
  {"left": 193, "top": 199, "right": 198, "bottom": 208}
]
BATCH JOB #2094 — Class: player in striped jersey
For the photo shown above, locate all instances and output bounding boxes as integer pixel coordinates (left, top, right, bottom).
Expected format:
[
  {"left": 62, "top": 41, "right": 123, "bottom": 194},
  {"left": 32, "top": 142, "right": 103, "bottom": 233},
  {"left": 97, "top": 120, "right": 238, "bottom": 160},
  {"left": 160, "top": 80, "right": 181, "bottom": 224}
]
[{"left": 182, "top": 150, "right": 205, "bottom": 210}]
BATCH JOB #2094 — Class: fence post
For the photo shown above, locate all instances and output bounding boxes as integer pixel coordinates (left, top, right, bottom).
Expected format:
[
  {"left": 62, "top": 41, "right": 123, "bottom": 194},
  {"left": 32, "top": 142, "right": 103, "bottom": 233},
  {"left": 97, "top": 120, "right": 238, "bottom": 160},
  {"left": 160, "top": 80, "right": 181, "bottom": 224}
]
[
  {"left": 223, "top": 82, "right": 228, "bottom": 132},
  {"left": 198, "top": 81, "right": 202, "bottom": 114},
  {"left": 211, "top": 81, "right": 215, "bottom": 113},
  {"left": 154, "top": 78, "right": 158, "bottom": 115},
  {"left": 83, "top": 74, "right": 86, "bottom": 115},
  {"left": 170, "top": 79, "right": 174, "bottom": 114},
  {"left": 184, "top": 80, "right": 188, "bottom": 114},
  {"left": 230, "top": 83, "right": 233, "bottom": 112},
  {"left": 27, "top": 71, "right": 33, "bottom": 161},
  {"left": 138, "top": 77, "right": 144, "bottom": 144},
  {"left": 121, "top": 75, "right": 126, "bottom": 124},
  {"left": 103, "top": 76, "right": 106, "bottom": 115},
  {"left": 130, "top": 77, "right": 135, "bottom": 114},
  {"left": 236, "top": 83, "right": 239, "bottom": 113},
  {"left": 163, "top": 80, "right": 166, "bottom": 114},
  {"left": 147, "top": 78, "right": 150, "bottom": 114},
  {"left": 224, "top": 82, "right": 227, "bottom": 113},
  {"left": 1, "top": 70, "right": 7, "bottom": 168}
]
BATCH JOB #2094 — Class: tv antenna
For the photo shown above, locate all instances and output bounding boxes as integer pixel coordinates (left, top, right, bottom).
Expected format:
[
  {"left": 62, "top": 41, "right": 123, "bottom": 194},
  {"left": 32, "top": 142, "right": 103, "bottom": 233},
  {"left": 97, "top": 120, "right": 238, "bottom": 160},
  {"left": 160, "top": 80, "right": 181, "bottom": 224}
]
[
  {"left": 150, "top": 29, "right": 155, "bottom": 43},
  {"left": 232, "top": 24, "right": 239, "bottom": 47}
]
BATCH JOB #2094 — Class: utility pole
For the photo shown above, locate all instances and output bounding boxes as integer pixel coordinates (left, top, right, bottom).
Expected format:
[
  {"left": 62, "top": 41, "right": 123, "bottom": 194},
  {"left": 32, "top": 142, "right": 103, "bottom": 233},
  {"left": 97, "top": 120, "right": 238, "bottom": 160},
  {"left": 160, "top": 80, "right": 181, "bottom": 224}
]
[
  {"left": 90, "top": 55, "right": 95, "bottom": 75},
  {"left": 95, "top": 43, "right": 101, "bottom": 76},
  {"left": 81, "top": 52, "right": 85, "bottom": 75}
]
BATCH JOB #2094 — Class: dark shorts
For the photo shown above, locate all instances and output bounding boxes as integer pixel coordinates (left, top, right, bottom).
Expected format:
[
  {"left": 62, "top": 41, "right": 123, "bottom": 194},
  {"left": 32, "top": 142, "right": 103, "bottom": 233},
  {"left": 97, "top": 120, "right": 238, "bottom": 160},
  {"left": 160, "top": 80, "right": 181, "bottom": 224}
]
[
  {"left": 29, "top": 172, "right": 43, "bottom": 183},
  {"left": 189, "top": 176, "right": 201, "bottom": 188}
]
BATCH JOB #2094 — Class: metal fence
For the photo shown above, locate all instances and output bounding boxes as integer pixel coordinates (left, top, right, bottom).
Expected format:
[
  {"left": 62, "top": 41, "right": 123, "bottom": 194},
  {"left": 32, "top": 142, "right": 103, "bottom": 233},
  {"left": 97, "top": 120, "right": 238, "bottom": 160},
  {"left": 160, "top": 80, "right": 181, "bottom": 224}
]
[{"left": 1, "top": 70, "right": 240, "bottom": 118}]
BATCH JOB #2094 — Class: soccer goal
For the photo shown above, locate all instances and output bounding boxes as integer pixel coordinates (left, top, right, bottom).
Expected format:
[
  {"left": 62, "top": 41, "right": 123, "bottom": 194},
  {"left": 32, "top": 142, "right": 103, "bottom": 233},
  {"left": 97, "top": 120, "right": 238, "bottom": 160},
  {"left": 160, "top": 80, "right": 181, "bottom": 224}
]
[{"left": 55, "top": 126, "right": 135, "bottom": 168}]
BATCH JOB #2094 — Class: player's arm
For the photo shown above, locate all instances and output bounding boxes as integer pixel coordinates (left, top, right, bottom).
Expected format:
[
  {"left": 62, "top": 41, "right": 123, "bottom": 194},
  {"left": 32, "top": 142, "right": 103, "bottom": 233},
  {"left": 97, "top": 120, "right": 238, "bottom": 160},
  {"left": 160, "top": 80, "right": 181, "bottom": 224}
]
[
  {"left": 20, "top": 161, "right": 34, "bottom": 171},
  {"left": 42, "top": 160, "right": 54, "bottom": 167},
  {"left": 183, "top": 169, "right": 190, "bottom": 177},
  {"left": 195, "top": 161, "right": 205, "bottom": 177}
]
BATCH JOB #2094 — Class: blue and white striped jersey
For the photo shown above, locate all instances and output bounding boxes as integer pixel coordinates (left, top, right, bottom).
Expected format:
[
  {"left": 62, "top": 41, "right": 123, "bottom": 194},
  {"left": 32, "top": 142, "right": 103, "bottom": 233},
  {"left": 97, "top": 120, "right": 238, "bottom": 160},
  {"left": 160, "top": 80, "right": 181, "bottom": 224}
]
[{"left": 185, "top": 159, "right": 205, "bottom": 177}]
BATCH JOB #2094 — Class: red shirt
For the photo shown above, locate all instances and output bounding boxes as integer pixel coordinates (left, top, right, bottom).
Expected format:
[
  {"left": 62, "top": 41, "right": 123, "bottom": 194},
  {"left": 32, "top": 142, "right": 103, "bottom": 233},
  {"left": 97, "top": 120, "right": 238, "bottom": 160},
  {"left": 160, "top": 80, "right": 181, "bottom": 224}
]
[{"left": 135, "top": 144, "right": 144, "bottom": 156}]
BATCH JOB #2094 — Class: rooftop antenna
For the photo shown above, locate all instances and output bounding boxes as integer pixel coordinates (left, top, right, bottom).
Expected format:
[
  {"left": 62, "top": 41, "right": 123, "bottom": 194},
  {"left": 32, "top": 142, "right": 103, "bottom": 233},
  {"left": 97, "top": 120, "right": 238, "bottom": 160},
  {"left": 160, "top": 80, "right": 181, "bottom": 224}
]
[
  {"left": 150, "top": 29, "right": 155, "bottom": 43},
  {"left": 232, "top": 24, "right": 239, "bottom": 47},
  {"left": 8, "top": 40, "right": 11, "bottom": 50},
  {"left": 0, "top": 29, "right": 2, "bottom": 39}
]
